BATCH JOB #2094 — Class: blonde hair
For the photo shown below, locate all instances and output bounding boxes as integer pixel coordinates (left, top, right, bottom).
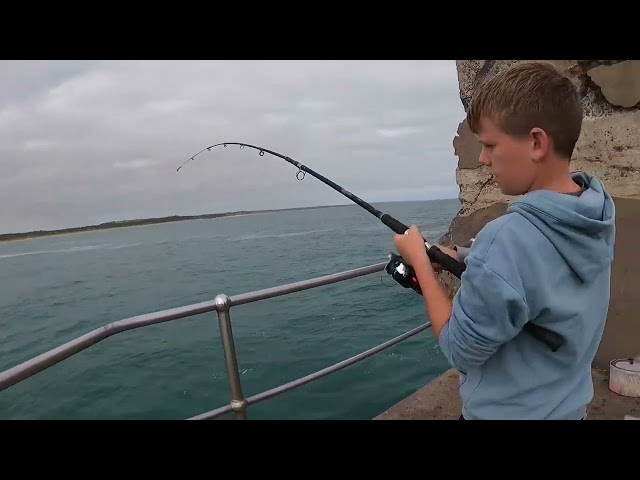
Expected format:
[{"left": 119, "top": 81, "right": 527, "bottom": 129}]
[{"left": 466, "top": 61, "right": 583, "bottom": 158}]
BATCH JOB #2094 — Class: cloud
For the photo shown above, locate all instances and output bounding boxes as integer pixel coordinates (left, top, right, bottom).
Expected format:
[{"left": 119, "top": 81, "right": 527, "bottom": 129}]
[
  {"left": 0, "top": 60, "right": 465, "bottom": 233},
  {"left": 375, "top": 126, "right": 423, "bottom": 139}
]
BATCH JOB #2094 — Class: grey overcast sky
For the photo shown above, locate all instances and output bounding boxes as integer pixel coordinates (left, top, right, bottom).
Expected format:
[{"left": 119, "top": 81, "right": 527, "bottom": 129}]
[{"left": 0, "top": 60, "right": 466, "bottom": 234}]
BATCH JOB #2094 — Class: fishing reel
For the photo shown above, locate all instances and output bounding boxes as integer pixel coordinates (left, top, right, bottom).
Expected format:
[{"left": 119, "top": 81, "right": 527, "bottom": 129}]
[{"left": 385, "top": 252, "right": 422, "bottom": 295}]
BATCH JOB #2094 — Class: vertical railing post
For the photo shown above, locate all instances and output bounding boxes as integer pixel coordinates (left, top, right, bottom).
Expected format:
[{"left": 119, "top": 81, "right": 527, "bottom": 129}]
[{"left": 214, "top": 294, "right": 248, "bottom": 420}]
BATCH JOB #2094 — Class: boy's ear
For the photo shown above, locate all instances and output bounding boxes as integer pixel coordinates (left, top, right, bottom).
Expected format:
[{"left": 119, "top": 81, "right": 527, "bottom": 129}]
[{"left": 529, "top": 127, "right": 549, "bottom": 162}]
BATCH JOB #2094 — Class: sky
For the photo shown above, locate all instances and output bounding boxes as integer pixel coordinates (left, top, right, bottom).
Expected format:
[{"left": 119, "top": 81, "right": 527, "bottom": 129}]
[{"left": 0, "top": 60, "right": 466, "bottom": 234}]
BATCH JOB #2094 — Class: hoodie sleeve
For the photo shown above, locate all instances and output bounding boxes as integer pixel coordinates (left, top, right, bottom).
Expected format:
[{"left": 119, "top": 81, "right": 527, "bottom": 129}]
[{"left": 438, "top": 255, "right": 529, "bottom": 373}]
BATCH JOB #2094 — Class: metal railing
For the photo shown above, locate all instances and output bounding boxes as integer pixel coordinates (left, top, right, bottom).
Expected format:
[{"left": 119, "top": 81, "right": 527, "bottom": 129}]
[{"left": 0, "top": 260, "right": 432, "bottom": 420}]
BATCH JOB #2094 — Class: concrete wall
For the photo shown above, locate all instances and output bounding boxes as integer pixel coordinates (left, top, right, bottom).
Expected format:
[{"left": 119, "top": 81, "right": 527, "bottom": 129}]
[{"left": 438, "top": 60, "right": 640, "bottom": 369}]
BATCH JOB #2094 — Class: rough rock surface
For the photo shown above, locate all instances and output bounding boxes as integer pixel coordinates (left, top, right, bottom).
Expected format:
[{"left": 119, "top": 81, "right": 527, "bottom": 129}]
[
  {"left": 588, "top": 61, "right": 640, "bottom": 108},
  {"left": 439, "top": 60, "right": 640, "bottom": 368}
]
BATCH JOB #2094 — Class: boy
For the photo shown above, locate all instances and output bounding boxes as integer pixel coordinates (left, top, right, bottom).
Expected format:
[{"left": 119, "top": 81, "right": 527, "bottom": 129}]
[{"left": 393, "top": 61, "right": 616, "bottom": 420}]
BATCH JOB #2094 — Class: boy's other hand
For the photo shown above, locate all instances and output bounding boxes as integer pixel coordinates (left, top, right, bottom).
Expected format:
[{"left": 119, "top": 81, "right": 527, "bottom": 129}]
[
  {"left": 393, "top": 224, "right": 430, "bottom": 269},
  {"left": 393, "top": 225, "right": 460, "bottom": 273}
]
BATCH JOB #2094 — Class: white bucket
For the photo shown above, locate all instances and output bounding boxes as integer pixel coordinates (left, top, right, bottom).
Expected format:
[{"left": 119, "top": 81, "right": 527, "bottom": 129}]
[{"left": 609, "top": 358, "right": 640, "bottom": 398}]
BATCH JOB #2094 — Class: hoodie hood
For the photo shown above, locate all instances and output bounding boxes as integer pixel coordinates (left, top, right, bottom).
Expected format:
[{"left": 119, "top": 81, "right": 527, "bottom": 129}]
[{"left": 507, "top": 171, "right": 616, "bottom": 282}]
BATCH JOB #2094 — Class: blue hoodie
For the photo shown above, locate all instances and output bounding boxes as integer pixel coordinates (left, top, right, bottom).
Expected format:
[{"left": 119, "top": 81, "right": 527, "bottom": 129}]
[{"left": 438, "top": 172, "right": 616, "bottom": 420}]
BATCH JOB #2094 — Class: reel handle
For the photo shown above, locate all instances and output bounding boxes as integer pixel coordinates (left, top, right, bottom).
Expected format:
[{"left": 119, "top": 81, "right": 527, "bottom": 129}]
[{"left": 522, "top": 323, "right": 565, "bottom": 352}]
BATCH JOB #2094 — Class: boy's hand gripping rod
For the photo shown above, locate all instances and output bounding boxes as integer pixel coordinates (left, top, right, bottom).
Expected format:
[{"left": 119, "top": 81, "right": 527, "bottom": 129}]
[{"left": 177, "top": 142, "right": 565, "bottom": 352}]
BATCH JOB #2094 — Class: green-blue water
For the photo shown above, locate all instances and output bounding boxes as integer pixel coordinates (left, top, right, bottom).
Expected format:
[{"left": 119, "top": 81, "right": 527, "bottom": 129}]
[{"left": 0, "top": 199, "right": 460, "bottom": 420}]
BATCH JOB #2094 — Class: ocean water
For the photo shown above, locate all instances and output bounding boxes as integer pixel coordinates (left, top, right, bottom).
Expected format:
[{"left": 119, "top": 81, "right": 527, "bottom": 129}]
[{"left": 0, "top": 199, "right": 461, "bottom": 420}]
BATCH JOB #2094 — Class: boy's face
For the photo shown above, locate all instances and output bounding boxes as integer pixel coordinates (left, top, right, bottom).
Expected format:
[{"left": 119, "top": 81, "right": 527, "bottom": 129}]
[{"left": 475, "top": 116, "right": 539, "bottom": 196}]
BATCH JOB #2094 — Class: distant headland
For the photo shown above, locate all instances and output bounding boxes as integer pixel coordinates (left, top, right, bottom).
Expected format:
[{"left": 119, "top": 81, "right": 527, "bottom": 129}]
[{"left": 0, "top": 204, "right": 352, "bottom": 243}]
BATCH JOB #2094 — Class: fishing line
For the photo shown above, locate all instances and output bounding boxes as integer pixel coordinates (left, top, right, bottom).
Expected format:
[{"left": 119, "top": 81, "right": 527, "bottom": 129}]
[{"left": 177, "top": 141, "right": 565, "bottom": 352}]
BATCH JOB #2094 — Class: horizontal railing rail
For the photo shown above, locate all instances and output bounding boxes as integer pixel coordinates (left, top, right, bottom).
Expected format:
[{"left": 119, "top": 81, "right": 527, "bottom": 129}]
[
  {"left": 188, "top": 321, "right": 431, "bottom": 420},
  {"left": 0, "top": 260, "right": 432, "bottom": 419}
]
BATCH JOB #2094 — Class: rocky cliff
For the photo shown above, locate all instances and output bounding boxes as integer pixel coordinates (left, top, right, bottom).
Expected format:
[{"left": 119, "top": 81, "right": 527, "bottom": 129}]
[{"left": 439, "top": 60, "right": 640, "bottom": 369}]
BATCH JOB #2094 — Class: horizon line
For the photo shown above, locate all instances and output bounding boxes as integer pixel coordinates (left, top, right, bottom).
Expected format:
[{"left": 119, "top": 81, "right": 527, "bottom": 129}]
[{"left": 0, "top": 197, "right": 461, "bottom": 239}]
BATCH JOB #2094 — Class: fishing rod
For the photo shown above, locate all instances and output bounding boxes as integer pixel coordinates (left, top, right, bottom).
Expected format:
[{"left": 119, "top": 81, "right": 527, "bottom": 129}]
[
  {"left": 177, "top": 141, "right": 565, "bottom": 352},
  {"left": 177, "top": 142, "right": 464, "bottom": 275}
]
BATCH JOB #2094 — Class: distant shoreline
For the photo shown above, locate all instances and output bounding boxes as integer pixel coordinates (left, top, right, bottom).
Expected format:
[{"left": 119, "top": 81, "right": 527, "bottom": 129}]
[{"left": 0, "top": 204, "right": 354, "bottom": 243}]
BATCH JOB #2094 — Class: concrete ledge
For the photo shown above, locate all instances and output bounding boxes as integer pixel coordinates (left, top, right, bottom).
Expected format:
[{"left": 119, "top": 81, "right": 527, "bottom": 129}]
[
  {"left": 374, "top": 367, "right": 640, "bottom": 420},
  {"left": 374, "top": 368, "right": 461, "bottom": 420}
]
